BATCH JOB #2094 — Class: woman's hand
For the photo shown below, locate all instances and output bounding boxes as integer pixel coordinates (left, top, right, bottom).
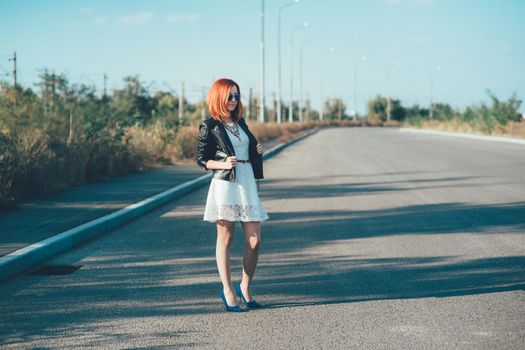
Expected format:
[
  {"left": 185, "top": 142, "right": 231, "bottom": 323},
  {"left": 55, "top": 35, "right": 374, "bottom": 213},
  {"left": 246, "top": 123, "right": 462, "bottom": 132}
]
[
  {"left": 224, "top": 156, "right": 237, "bottom": 169},
  {"left": 256, "top": 143, "right": 264, "bottom": 155}
]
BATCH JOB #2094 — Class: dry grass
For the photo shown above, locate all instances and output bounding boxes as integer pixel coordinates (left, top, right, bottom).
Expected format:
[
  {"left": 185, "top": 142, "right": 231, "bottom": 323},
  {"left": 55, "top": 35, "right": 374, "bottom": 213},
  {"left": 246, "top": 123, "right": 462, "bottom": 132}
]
[
  {"left": 125, "top": 122, "right": 169, "bottom": 167},
  {"left": 247, "top": 121, "right": 318, "bottom": 143},
  {"left": 0, "top": 118, "right": 372, "bottom": 206},
  {"left": 0, "top": 129, "right": 55, "bottom": 206},
  {"left": 364, "top": 115, "right": 383, "bottom": 126},
  {"left": 505, "top": 121, "right": 525, "bottom": 138},
  {"left": 404, "top": 118, "right": 525, "bottom": 138},
  {"left": 163, "top": 126, "right": 198, "bottom": 163},
  {"left": 383, "top": 120, "right": 401, "bottom": 127}
]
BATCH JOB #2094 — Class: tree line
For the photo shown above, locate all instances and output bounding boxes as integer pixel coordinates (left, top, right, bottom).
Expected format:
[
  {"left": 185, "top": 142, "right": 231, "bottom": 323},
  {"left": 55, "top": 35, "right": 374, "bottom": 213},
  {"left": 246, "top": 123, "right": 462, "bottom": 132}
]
[{"left": 0, "top": 71, "right": 523, "bottom": 207}]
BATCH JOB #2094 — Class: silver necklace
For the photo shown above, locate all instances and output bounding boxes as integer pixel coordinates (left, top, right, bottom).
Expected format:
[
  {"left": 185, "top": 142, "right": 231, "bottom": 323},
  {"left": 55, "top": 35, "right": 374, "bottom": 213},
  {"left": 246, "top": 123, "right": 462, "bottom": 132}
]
[{"left": 224, "top": 122, "right": 241, "bottom": 141}]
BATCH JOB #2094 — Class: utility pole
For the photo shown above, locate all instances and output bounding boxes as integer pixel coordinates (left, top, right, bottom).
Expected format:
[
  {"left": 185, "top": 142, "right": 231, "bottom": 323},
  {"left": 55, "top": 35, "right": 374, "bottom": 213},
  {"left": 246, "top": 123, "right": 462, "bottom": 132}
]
[
  {"left": 387, "top": 61, "right": 399, "bottom": 122},
  {"left": 277, "top": 0, "right": 299, "bottom": 124},
  {"left": 289, "top": 22, "right": 307, "bottom": 123},
  {"left": 67, "top": 109, "right": 74, "bottom": 145},
  {"left": 259, "top": 0, "right": 265, "bottom": 122},
  {"left": 299, "top": 39, "right": 310, "bottom": 122},
  {"left": 11, "top": 51, "right": 17, "bottom": 87},
  {"left": 248, "top": 87, "right": 253, "bottom": 120},
  {"left": 178, "top": 80, "right": 185, "bottom": 123},
  {"left": 320, "top": 48, "right": 334, "bottom": 121},
  {"left": 429, "top": 78, "right": 433, "bottom": 119},
  {"left": 429, "top": 66, "right": 441, "bottom": 120},
  {"left": 103, "top": 73, "right": 108, "bottom": 97},
  {"left": 272, "top": 92, "right": 276, "bottom": 122},
  {"left": 305, "top": 93, "right": 311, "bottom": 121},
  {"left": 338, "top": 98, "right": 342, "bottom": 121},
  {"left": 51, "top": 70, "right": 56, "bottom": 109},
  {"left": 9, "top": 51, "right": 17, "bottom": 106},
  {"left": 43, "top": 68, "right": 49, "bottom": 115},
  {"left": 353, "top": 56, "right": 368, "bottom": 121}
]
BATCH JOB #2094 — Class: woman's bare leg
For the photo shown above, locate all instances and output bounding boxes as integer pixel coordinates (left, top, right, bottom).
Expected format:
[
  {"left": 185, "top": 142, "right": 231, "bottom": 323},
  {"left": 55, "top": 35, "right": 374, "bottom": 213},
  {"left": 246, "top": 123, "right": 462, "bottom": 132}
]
[
  {"left": 240, "top": 221, "right": 261, "bottom": 301},
  {"left": 216, "top": 220, "right": 238, "bottom": 306}
]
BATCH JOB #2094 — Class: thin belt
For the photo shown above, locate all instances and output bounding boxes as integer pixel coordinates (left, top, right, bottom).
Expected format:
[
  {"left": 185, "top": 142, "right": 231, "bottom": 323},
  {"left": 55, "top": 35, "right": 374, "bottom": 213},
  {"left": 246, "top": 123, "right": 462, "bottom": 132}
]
[{"left": 237, "top": 159, "right": 250, "bottom": 163}]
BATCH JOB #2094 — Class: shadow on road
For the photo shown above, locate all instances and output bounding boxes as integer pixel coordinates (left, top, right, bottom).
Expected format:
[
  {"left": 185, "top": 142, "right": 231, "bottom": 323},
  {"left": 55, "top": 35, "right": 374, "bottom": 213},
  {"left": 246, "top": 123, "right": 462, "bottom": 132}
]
[
  {"left": 1, "top": 194, "right": 524, "bottom": 345},
  {"left": 259, "top": 175, "right": 486, "bottom": 199}
]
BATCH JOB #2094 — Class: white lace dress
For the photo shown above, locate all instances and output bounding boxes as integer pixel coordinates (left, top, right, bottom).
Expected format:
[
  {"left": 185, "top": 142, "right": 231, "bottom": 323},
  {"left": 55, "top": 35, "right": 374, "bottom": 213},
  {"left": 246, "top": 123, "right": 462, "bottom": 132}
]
[{"left": 203, "top": 123, "right": 269, "bottom": 222}]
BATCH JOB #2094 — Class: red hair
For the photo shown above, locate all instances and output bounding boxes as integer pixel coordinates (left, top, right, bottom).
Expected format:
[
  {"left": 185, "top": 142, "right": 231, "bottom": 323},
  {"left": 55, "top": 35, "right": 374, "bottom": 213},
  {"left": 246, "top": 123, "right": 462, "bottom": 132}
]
[{"left": 207, "top": 78, "right": 243, "bottom": 122}]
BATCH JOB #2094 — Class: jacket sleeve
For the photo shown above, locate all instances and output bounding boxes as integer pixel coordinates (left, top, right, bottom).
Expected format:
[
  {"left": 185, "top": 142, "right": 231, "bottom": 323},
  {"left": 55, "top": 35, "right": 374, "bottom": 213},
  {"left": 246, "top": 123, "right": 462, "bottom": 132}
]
[{"left": 196, "top": 121, "right": 214, "bottom": 170}]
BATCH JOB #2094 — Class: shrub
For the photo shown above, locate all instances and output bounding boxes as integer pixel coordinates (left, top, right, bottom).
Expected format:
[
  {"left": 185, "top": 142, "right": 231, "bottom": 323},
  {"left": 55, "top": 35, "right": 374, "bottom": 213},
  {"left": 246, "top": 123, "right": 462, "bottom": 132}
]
[
  {"left": 0, "top": 129, "right": 55, "bottom": 206},
  {"left": 505, "top": 121, "right": 525, "bottom": 138},
  {"left": 168, "top": 126, "right": 198, "bottom": 161}
]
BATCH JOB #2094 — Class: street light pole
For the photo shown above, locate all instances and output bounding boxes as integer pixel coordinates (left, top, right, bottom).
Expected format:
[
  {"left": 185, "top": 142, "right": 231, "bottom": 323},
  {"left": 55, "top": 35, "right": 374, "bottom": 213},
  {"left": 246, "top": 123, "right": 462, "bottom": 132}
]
[
  {"left": 289, "top": 22, "right": 308, "bottom": 123},
  {"left": 320, "top": 48, "right": 334, "bottom": 121},
  {"left": 278, "top": 0, "right": 299, "bottom": 124},
  {"left": 352, "top": 56, "right": 367, "bottom": 120},
  {"left": 299, "top": 38, "right": 311, "bottom": 122},
  {"left": 430, "top": 66, "right": 442, "bottom": 119},
  {"left": 387, "top": 61, "right": 399, "bottom": 122},
  {"left": 259, "top": 0, "right": 265, "bottom": 123}
]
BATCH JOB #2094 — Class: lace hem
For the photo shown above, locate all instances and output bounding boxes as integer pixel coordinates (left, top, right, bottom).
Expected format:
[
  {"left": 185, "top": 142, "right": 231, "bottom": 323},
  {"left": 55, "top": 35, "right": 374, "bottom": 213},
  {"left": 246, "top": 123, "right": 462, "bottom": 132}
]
[{"left": 204, "top": 204, "right": 269, "bottom": 222}]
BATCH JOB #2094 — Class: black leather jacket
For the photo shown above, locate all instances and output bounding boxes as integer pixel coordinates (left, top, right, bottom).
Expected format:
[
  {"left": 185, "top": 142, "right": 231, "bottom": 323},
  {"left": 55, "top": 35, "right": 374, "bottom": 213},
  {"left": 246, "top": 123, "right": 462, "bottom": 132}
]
[{"left": 196, "top": 117, "right": 263, "bottom": 181}]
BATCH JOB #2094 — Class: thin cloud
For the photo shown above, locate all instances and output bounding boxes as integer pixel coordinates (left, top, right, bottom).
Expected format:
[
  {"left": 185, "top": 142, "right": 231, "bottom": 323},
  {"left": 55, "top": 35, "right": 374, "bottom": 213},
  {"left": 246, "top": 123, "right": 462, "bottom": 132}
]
[
  {"left": 502, "top": 44, "right": 512, "bottom": 54},
  {"left": 117, "top": 12, "right": 154, "bottom": 27},
  {"left": 386, "top": 0, "right": 436, "bottom": 5},
  {"left": 414, "top": 0, "right": 437, "bottom": 4},
  {"left": 164, "top": 13, "right": 201, "bottom": 24},
  {"left": 92, "top": 16, "right": 107, "bottom": 27},
  {"left": 410, "top": 36, "right": 433, "bottom": 46},
  {"left": 78, "top": 7, "right": 95, "bottom": 14},
  {"left": 68, "top": 21, "right": 82, "bottom": 28}
]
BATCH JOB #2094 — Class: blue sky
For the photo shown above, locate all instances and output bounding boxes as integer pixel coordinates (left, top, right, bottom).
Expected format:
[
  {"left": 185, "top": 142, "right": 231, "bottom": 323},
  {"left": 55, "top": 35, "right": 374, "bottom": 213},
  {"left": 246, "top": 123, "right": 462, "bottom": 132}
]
[{"left": 1, "top": 0, "right": 524, "bottom": 114}]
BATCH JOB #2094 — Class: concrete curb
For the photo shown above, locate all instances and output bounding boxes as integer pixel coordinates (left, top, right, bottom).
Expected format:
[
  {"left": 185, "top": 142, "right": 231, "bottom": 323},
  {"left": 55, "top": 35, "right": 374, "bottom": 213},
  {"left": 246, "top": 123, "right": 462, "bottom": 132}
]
[
  {"left": 0, "top": 128, "right": 318, "bottom": 282},
  {"left": 399, "top": 128, "right": 525, "bottom": 145}
]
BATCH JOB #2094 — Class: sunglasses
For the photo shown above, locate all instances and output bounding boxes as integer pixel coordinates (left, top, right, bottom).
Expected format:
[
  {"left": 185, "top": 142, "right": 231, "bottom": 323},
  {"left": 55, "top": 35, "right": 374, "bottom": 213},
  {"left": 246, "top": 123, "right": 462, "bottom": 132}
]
[{"left": 227, "top": 93, "right": 240, "bottom": 102}]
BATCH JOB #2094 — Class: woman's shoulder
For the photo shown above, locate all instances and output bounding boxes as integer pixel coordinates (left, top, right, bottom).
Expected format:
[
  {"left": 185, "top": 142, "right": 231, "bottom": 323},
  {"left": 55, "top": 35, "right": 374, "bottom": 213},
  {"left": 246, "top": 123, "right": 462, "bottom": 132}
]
[{"left": 201, "top": 117, "right": 219, "bottom": 128}]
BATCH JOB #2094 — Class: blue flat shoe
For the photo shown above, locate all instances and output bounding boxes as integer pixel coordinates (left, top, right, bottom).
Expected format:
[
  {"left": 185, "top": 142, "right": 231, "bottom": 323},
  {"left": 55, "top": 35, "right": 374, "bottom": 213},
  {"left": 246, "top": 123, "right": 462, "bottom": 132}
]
[
  {"left": 236, "top": 285, "right": 262, "bottom": 308},
  {"left": 220, "top": 291, "right": 243, "bottom": 312}
]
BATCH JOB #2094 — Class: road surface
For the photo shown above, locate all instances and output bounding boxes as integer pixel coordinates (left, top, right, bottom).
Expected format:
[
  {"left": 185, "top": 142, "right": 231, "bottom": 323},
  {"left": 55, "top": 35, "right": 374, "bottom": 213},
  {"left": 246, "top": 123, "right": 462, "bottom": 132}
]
[{"left": 1, "top": 127, "right": 524, "bottom": 349}]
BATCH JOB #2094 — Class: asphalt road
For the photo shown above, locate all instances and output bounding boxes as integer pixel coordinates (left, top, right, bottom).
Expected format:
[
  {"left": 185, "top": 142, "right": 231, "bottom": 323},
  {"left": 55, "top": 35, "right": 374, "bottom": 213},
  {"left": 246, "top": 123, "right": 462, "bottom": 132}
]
[{"left": 1, "top": 127, "right": 524, "bottom": 349}]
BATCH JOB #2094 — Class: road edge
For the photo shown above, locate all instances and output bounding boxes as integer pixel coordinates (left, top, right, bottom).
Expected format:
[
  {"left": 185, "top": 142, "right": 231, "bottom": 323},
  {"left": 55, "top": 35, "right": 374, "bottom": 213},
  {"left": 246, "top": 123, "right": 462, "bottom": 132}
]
[{"left": 399, "top": 128, "right": 525, "bottom": 145}]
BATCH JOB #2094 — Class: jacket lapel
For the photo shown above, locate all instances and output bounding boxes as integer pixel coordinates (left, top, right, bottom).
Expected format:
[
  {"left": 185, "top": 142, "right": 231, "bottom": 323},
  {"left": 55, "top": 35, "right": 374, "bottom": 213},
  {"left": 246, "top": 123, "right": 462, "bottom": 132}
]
[{"left": 212, "top": 123, "right": 235, "bottom": 155}]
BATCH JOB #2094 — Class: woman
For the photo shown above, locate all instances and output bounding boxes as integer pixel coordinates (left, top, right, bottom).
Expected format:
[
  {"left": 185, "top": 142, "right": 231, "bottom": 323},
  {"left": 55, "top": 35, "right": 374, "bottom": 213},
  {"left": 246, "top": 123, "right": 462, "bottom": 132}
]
[{"left": 196, "top": 78, "right": 269, "bottom": 312}]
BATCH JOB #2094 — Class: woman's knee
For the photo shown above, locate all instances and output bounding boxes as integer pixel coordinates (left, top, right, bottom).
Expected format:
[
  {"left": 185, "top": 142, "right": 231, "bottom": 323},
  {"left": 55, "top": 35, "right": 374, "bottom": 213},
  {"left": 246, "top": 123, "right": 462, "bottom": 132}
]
[{"left": 216, "top": 220, "right": 234, "bottom": 247}]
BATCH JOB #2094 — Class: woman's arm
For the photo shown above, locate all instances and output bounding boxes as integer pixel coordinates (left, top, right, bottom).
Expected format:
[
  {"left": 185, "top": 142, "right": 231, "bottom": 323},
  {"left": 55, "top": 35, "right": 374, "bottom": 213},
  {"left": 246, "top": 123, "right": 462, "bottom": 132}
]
[
  {"left": 205, "top": 157, "right": 237, "bottom": 170},
  {"left": 196, "top": 122, "right": 214, "bottom": 170}
]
